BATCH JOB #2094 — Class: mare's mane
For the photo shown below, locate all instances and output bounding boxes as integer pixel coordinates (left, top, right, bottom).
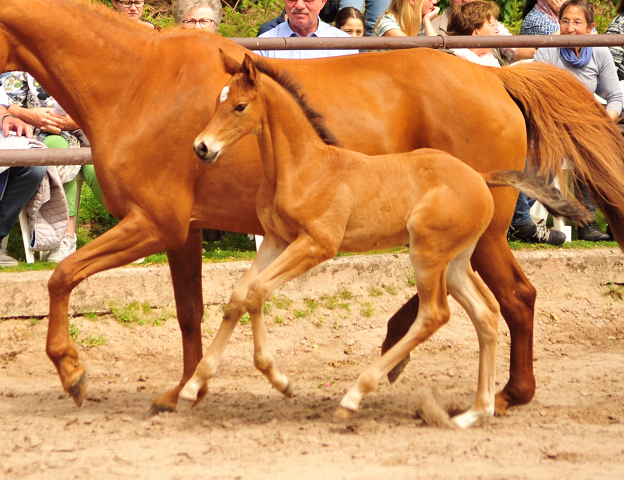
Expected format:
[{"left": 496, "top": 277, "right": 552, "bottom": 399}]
[{"left": 253, "top": 58, "right": 342, "bottom": 147}]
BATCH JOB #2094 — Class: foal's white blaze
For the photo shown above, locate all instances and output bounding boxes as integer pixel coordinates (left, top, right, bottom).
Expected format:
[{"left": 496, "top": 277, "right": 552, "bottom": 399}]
[{"left": 220, "top": 86, "right": 230, "bottom": 103}]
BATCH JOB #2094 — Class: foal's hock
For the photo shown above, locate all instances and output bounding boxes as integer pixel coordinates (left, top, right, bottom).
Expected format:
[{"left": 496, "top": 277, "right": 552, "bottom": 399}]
[{"left": 178, "top": 52, "right": 592, "bottom": 428}]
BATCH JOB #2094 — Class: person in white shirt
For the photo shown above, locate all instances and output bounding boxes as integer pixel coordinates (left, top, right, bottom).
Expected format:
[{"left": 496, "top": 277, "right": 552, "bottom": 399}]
[{"left": 258, "top": 0, "right": 359, "bottom": 59}]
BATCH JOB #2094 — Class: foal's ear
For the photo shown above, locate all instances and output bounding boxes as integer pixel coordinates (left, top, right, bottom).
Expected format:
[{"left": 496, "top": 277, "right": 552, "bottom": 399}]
[
  {"left": 219, "top": 49, "right": 242, "bottom": 76},
  {"left": 242, "top": 54, "right": 260, "bottom": 86}
]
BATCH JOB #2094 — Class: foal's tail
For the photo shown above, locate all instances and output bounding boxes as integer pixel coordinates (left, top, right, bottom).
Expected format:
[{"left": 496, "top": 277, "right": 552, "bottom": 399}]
[
  {"left": 495, "top": 62, "right": 624, "bottom": 246},
  {"left": 483, "top": 170, "right": 593, "bottom": 226}
]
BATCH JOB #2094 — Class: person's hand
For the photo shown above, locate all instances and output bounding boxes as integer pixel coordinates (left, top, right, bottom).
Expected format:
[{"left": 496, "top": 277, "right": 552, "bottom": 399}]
[
  {"left": 423, "top": 6, "right": 440, "bottom": 23},
  {"left": 2, "top": 115, "right": 33, "bottom": 138}
]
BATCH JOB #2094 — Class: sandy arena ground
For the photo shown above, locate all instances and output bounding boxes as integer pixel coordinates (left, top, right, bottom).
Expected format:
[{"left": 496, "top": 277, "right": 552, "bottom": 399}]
[{"left": 1, "top": 251, "right": 623, "bottom": 479}]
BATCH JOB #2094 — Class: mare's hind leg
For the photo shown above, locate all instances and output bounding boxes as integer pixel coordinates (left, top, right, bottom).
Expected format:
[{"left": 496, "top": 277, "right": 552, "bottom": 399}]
[
  {"left": 177, "top": 235, "right": 286, "bottom": 409},
  {"left": 470, "top": 230, "right": 536, "bottom": 414},
  {"left": 337, "top": 252, "right": 451, "bottom": 417},
  {"left": 149, "top": 229, "right": 206, "bottom": 416},
  {"left": 445, "top": 250, "right": 499, "bottom": 428},
  {"left": 47, "top": 212, "right": 178, "bottom": 407}
]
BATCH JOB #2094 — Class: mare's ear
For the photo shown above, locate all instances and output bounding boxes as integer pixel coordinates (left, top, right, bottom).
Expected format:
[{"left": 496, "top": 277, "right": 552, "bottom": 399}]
[
  {"left": 219, "top": 49, "right": 242, "bottom": 76},
  {"left": 242, "top": 54, "right": 260, "bottom": 86}
]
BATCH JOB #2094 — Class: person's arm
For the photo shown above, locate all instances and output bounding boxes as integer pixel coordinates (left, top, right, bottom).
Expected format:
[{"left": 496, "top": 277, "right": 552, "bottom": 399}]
[
  {"left": 383, "top": 28, "right": 406, "bottom": 36},
  {"left": 7, "top": 104, "right": 76, "bottom": 134},
  {"left": 607, "top": 15, "right": 624, "bottom": 81},
  {"left": 422, "top": 7, "right": 440, "bottom": 37},
  {"left": 597, "top": 50, "right": 623, "bottom": 120}
]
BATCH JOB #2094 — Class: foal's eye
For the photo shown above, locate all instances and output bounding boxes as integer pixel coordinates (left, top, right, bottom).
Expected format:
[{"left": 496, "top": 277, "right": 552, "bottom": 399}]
[{"left": 235, "top": 104, "right": 247, "bottom": 112}]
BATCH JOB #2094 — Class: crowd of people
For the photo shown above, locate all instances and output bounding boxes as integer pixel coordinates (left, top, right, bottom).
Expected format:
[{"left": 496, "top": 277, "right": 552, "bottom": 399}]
[{"left": 1, "top": 0, "right": 622, "bottom": 267}]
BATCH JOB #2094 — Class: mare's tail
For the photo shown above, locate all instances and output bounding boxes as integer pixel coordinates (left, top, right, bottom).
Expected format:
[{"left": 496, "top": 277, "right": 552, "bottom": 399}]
[
  {"left": 483, "top": 170, "right": 592, "bottom": 226},
  {"left": 494, "top": 62, "right": 624, "bottom": 246}
]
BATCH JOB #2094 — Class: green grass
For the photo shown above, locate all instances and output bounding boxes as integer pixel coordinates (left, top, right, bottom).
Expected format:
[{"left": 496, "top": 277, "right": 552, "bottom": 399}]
[
  {"left": 361, "top": 302, "right": 374, "bottom": 318},
  {"left": 240, "top": 313, "right": 250, "bottom": 325},
  {"left": 69, "top": 323, "right": 80, "bottom": 340},
  {"left": 81, "top": 333, "right": 107, "bottom": 346},
  {"left": 108, "top": 300, "right": 173, "bottom": 326}
]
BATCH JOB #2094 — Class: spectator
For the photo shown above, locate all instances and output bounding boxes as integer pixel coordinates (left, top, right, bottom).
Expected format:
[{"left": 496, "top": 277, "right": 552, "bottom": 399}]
[
  {"left": 174, "top": 0, "right": 222, "bottom": 34},
  {"left": 372, "top": 0, "right": 440, "bottom": 38},
  {"left": 337, "top": 0, "right": 390, "bottom": 36},
  {"left": 433, "top": 0, "right": 534, "bottom": 65},
  {"left": 2, "top": 72, "right": 108, "bottom": 262},
  {"left": 606, "top": 0, "right": 624, "bottom": 82},
  {"left": 447, "top": 1, "right": 501, "bottom": 67},
  {"left": 0, "top": 89, "right": 46, "bottom": 267},
  {"left": 335, "top": 7, "right": 365, "bottom": 37},
  {"left": 111, "top": 0, "right": 156, "bottom": 29},
  {"left": 257, "top": 0, "right": 359, "bottom": 59},
  {"left": 520, "top": 0, "right": 562, "bottom": 35},
  {"left": 532, "top": 0, "right": 620, "bottom": 241}
]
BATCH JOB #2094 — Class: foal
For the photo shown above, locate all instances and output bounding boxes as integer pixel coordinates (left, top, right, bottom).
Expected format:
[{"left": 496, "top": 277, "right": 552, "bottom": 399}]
[{"left": 180, "top": 52, "right": 591, "bottom": 428}]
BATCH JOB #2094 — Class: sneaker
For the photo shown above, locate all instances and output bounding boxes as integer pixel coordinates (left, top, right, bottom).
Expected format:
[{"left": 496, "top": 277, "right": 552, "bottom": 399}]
[
  {"left": 578, "top": 222, "right": 610, "bottom": 242},
  {"left": 0, "top": 246, "right": 18, "bottom": 267},
  {"left": 45, "top": 234, "right": 77, "bottom": 263},
  {"left": 508, "top": 221, "right": 566, "bottom": 246}
]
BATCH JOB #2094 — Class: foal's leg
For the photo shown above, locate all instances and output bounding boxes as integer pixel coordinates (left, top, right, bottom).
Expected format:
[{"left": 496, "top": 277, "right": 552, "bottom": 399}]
[
  {"left": 445, "top": 250, "right": 499, "bottom": 428},
  {"left": 149, "top": 229, "right": 206, "bottom": 415},
  {"left": 177, "top": 235, "right": 287, "bottom": 409},
  {"left": 242, "top": 233, "right": 337, "bottom": 395},
  {"left": 47, "top": 212, "right": 178, "bottom": 407},
  {"left": 337, "top": 253, "right": 451, "bottom": 418}
]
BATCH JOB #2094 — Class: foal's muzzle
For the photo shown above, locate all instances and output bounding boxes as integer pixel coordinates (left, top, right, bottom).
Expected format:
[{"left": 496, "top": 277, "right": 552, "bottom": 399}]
[{"left": 194, "top": 140, "right": 219, "bottom": 164}]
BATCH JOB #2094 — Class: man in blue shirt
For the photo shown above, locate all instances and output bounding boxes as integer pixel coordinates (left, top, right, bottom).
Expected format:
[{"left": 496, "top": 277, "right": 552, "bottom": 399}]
[{"left": 258, "top": 0, "right": 359, "bottom": 59}]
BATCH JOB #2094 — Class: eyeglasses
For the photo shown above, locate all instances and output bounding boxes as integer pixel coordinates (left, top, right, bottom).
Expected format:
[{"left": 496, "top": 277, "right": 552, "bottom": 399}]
[
  {"left": 559, "top": 19, "right": 586, "bottom": 27},
  {"left": 117, "top": 1, "right": 144, "bottom": 8},
  {"left": 181, "top": 18, "right": 217, "bottom": 28}
]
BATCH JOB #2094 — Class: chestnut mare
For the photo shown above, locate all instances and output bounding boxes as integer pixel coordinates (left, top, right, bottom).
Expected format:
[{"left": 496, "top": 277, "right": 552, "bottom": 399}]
[
  {"left": 2, "top": 0, "right": 624, "bottom": 415},
  {"left": 180, "top": 53, "right": 592, "bottom": 427}
]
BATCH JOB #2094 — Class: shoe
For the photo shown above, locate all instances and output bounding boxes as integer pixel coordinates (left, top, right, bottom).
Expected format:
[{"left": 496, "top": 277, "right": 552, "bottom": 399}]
[
  {"left": 578, "top": 222, "right": 610, "bottom": 242},
  {"left": 0, "top": 246, "right": 18, "bottom": 267},
  {"left": 45, "top": 234, "right": 77, "bottom": 263},
  {"left": 132, "top": 257, "right": 145, "bottom": 264},
  {"left": 508, "top": 221, "right": 566, "bottom": 246}
]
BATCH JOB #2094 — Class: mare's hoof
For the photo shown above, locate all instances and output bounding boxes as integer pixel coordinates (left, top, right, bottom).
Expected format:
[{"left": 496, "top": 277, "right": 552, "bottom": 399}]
[
  {"left": 494, "top": 394, "right": 510, "bottom": 417},
  {"left": 281, "top": 382, "right": 294, "bottom": 398},
  {"left": 387, "top": 355, "right": 410, "bottom": 384},
  {"left": 67, "top": 369, "right": 88, "bottom": 408},
  {"left": 146, "top": 402, "right": 175, "bottom": 419},
  {"left": 333, "top": 406, "right": 354, "bottom": 421}
]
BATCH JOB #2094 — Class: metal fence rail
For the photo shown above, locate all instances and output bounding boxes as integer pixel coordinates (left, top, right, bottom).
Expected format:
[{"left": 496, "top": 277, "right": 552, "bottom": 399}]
[{"left": 2, "top": 33, "right": 624, "bottom": 167}]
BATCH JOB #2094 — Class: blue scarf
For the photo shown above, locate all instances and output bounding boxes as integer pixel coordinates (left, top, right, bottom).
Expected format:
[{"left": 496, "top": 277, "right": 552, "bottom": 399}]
[{"left": 560, "top": 47, "right": 593, "bottom": 67}]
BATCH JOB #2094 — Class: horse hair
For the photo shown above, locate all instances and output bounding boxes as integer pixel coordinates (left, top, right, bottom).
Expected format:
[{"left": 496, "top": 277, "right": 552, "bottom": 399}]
[{"left": 253, "top": 58, "right": 342, "bottom": 148}]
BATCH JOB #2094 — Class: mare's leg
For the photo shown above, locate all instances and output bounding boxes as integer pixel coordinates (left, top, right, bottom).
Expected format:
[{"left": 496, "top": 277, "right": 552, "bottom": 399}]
[
  {"left": 445, "top": 250, "right": 499, "bottom": 428},
  {"left": 382, "top": 294, "right": 419, "bottom": 382},
  {"left": 149, "top": 229, "right": 205, "bottom": 415},
  {"left": 337, "top": 249, "right": 451, "bottom": 418},
  {"left": 176, "top": 234, "right": 287, "bottom": 409},
  {"left": 47, "top": 212, "right": 179, "bottom": 406},
  {"left": 470, "top": 230, "right": 536, "bottom": 413}
]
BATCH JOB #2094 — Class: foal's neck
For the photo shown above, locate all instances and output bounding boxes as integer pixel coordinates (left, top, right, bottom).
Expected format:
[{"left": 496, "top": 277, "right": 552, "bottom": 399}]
[{"left": 256, "top": 77, "right": 332, "bottom": 185}]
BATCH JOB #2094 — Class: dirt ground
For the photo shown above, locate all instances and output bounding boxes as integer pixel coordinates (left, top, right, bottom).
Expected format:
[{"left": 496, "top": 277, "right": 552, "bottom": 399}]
[{"left": 1, "top": 253, "right": 624, "bottom": 479}]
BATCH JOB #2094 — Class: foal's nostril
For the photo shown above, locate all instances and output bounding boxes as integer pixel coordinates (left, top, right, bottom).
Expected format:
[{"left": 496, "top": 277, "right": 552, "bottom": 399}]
[{"left": 197, "top": 141, "right": 208, "bottom": 159}]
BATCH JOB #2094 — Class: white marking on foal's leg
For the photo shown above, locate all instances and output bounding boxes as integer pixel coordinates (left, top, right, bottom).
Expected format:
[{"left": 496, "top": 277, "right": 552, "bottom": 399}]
[
  {"left": 220, "top": 86, "right": 230, "bottom": 102},
  {"left": 451, "top": 405, "right": 495, "bottom": 429}
]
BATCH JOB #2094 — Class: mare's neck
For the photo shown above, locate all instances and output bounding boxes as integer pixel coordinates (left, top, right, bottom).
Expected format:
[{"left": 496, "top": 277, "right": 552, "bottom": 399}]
[
  {"left": 0, "top": 0, "right": 156, "bottom": 132},
  {"left": 256, "top": 76, "right": 331, "bottom": 188}
]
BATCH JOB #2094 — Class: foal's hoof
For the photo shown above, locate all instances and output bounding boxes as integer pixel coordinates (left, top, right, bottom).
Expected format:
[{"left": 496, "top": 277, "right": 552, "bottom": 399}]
[
  {"left": 333, "top": 406, "right": 354, "bottom": 421},
  {"left": 281, "top": 382, "right": 294, "bottom": 398},
  {"left": 387, "top": 355, "right": 410, "bottom": 384},
  {"left": 67, "top": 368, "right": 88, "bottom": 408},
  {"left": 176, "top": 396, "right": 195, "bottom": 412}
]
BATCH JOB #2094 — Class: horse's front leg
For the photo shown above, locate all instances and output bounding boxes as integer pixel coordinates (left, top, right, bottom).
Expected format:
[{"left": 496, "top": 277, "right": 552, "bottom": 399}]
[
  {"left": 148, "top": 229, "right": 205, "bottom": 416},
  {"left": 176, "top": 235, "right": 286, "bottom": 409},
  {"left": 47, "top": 212, "right": 181, "bottom": 407}
]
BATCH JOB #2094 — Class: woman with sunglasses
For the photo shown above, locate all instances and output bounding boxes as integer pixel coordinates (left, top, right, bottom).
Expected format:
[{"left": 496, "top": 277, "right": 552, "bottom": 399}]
[{"left": 174, "top": 0, "right": 223, "bottom": 34}]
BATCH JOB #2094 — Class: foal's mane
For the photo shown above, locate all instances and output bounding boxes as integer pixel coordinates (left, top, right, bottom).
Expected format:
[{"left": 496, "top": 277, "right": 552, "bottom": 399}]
[{"left": 253, "top": 59, "right": 342, "bottom": 147}]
